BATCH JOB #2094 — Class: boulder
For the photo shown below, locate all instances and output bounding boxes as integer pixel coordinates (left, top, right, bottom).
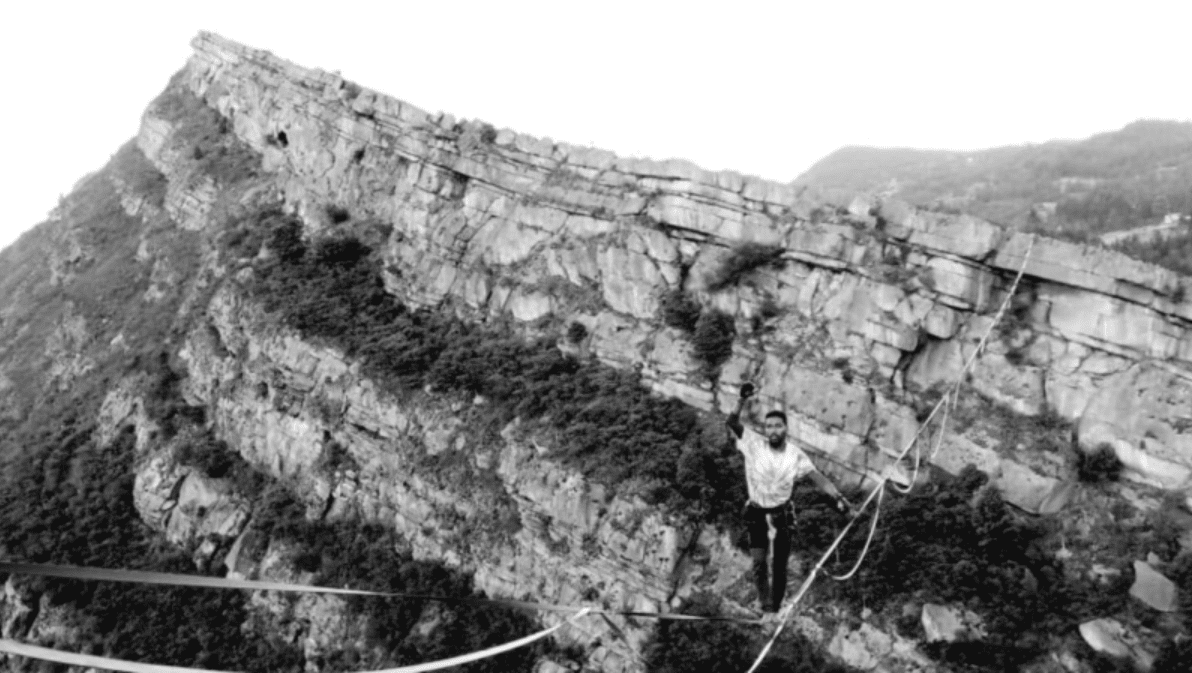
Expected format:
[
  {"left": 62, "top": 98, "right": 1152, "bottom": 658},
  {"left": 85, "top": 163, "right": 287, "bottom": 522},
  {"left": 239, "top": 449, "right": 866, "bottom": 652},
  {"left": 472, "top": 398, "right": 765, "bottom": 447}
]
[
  {"left": 1129, "top": 560, "right": 1178, "bottom": 612},
  {"left": 921, "top": 603, "right": 965, "bottom": 642},
  {"left": 1078, "top": 619, "right": 1132, "bottom": 659},
  {"left": 828, "top": 622, "right": 893, "bottom": 670},
  {"left": 995, "top": 462, "right": 1071, "bottom": 514},
  {"left": 1078, "top": 618, "right": 1156, "bottom": 671}
]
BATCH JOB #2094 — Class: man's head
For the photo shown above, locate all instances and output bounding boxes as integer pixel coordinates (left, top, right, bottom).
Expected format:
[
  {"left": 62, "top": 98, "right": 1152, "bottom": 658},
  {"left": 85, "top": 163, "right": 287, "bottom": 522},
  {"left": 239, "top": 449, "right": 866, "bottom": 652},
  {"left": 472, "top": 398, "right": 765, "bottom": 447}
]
[{"left": 763, "top": 410, "right": 787, "bottom": 447}]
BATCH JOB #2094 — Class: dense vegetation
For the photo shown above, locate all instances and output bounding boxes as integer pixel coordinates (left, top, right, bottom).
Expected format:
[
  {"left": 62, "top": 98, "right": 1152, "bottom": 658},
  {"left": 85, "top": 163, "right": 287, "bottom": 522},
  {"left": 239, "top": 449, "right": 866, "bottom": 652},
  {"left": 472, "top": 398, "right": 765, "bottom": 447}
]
[
  {"left": 249, "top": 215, "right": 749, "bottom": 528},
  {"left": 0, "top": 418, "right": 306, "bottom": 671},
  {"left": 1110, "top": 228, "right": 1192, "bottom": 277},
  {"left": 242, "top": 484, "right": 548, "bottom": 673},
  {"left": 786, "top": 464, "right": 1192, "bottom": 672},
  {"left": 658, "top": 288, "right": 703, "bottom": 333},
  {"left": 657, "top": 288, "right": 737, "bottom": 378}
]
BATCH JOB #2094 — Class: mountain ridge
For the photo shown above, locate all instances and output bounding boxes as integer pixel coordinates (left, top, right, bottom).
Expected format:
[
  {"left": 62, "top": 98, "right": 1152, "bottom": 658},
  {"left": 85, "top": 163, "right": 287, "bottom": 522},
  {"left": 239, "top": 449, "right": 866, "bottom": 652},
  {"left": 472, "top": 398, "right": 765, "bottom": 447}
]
[{"left": 796, "top": 119, "right": 1192, "bottom": 238}]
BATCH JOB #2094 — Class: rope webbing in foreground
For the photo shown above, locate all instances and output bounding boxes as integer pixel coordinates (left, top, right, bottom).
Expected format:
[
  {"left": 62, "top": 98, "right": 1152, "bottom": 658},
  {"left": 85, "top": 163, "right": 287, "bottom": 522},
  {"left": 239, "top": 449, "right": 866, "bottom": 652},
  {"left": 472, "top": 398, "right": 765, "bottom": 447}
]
[
  {"left": 0, "top": 561, "right": 760, "bottom": 625},
  {"left": 0, "top": 608, "right": 590, "bottom": 673},
  {"left": 744, "top": 235, "right": 1036, "bottom": 673}
]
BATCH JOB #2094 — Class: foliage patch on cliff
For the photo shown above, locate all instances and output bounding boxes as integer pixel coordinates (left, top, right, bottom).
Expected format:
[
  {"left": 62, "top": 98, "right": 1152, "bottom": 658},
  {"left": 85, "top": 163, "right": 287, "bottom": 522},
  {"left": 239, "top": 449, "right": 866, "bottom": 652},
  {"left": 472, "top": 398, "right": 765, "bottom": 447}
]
[
  {"left": 250, "top": 216, "right": 748, "bottom": 528},
  {"left": 705, "top": 242, "right": 786, "bottom": 292},
  {"left": 244, "top": 485, "right": 549, "bottom": 673},
  {"left": 788, "top": 465, "right": 1190, "bottom": 671},
  {"left": 0, "top": 422, "right": 305, "bottom": 671}
]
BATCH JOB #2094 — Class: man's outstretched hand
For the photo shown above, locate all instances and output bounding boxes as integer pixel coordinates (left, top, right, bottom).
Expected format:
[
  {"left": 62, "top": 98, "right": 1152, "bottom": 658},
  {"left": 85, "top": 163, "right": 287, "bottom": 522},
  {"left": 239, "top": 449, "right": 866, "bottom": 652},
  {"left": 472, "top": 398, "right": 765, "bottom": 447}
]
[{"left": 739, "top": 382, "right": 755, "bottom": 399}]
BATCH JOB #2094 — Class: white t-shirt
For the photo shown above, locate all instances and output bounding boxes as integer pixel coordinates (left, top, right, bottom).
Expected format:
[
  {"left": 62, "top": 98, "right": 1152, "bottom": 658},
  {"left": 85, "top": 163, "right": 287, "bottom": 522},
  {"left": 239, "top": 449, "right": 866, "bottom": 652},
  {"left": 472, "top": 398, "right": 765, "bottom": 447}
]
[{"left": 736, "top": 427, "right": 816, "bottom": 508}]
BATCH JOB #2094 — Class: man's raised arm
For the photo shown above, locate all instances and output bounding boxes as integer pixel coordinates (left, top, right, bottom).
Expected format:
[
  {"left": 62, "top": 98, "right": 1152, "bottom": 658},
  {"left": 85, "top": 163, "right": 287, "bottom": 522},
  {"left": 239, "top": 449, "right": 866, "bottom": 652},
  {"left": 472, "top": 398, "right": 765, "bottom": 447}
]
[{"left": 726, "top": 383, "right": 755, "bottom": 440}]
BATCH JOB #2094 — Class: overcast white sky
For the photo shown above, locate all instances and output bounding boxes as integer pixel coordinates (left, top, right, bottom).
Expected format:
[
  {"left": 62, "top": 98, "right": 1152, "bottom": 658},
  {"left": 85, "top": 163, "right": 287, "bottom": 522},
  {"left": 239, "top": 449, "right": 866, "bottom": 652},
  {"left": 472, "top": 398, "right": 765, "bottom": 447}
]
[{"left": 2, "top": 1, "right": 1189, "bottom": 252}]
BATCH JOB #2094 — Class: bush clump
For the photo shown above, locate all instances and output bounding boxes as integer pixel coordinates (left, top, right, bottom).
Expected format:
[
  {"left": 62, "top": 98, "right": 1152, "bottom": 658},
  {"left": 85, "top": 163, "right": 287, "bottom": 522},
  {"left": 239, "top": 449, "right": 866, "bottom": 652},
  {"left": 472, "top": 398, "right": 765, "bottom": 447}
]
[
  {"left": 691, "top": 308, "right": 736, "bottom": 377},
  {"left": 566, "top": 321, "right": 588, "bottom": 344},
  {"left": 1152, "top": 637, "right": 1192, "bottom": 673},
  {"left": 658, "top": 288, "right": 703, "bottom": 333},
  {"left": 1078, "top": 443, "right": 1123, "bottom": 483},
  {"left": 265, "top": 213, "right": 307, "bottom": 262},
  {"left": 176, "top": 436, "right": 237, "bottom": 478},
  {"left": 705, "top": 242, "right": 785, "bottom": 292},
  {"left": 325, "top": 204, "right": 351, "bottom": 224}
]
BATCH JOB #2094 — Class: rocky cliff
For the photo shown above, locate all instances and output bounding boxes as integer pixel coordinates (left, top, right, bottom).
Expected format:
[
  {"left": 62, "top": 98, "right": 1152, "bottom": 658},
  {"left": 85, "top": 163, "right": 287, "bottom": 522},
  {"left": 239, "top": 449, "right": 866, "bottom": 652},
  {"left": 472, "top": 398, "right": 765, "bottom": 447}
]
[
  {"left": 2, "top": 31, "right": 1191, "bottom": 673},
  {"left": 173, "top": 32, "right": 1192, "bottom": 497}
]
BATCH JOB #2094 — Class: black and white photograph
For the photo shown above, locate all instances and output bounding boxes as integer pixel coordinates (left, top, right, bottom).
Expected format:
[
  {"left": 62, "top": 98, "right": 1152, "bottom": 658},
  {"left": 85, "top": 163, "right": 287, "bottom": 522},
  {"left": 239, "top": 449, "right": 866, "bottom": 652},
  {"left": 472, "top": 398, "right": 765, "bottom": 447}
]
[{"left": 0, "top": 2, "right": 1189, "bottom": 672}]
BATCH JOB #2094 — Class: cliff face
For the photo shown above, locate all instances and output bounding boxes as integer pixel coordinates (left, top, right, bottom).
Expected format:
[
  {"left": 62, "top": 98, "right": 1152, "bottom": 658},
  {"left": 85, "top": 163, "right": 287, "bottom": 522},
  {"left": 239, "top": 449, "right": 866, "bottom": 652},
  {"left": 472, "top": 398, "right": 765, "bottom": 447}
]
[
  {"left": 170, "top": 33, "right": 1192, "bottom": 496},
  {"left": 2, "top": 31, "right": 1192, "bottom": 673}
]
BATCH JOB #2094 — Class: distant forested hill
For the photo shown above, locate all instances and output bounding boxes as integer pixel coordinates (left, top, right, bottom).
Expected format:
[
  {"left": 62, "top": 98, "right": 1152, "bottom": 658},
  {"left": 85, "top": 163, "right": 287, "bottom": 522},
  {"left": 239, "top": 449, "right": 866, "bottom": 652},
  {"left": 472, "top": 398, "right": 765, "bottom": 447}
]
[{"left": 796, "top": 120, "right": 1192, "bottom": 238}]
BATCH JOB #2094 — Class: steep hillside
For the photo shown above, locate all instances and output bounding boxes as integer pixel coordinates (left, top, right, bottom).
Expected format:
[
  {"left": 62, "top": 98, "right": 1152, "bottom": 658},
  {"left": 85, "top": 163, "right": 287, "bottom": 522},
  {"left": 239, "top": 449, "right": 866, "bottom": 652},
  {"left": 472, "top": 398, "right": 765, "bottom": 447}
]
[
  {"left": 1, "top": 32, "right": 1191, "bottom": 673},
  {"left": 796, "top": 120, "right": 1192, "bottom": 238}
]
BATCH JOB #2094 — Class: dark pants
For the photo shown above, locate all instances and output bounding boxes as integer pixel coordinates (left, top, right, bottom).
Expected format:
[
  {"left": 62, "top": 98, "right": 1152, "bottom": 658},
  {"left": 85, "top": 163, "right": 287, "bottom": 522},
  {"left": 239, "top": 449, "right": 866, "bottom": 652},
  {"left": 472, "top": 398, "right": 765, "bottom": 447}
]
[{"left": 745, "top": 501, "right": 793, "bottom": 611}]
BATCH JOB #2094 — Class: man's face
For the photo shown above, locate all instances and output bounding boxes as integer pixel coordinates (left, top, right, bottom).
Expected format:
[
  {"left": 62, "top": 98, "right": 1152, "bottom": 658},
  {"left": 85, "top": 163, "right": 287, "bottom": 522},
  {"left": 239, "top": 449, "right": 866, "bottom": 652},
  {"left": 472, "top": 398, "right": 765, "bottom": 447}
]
[{"left": 764, "top": 415, "right": 787, "bottom": 446}]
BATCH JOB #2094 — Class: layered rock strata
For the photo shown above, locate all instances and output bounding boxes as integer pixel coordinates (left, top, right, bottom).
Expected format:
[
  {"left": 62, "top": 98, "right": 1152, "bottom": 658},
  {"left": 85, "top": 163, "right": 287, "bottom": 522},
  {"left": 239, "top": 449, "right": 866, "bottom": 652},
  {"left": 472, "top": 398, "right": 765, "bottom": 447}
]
[
  {"left": 168, "top": 282, "right": 748, "bottom": 673},
  {"left": 146, "top": 32, "right": 1192, "bottom": 501}
]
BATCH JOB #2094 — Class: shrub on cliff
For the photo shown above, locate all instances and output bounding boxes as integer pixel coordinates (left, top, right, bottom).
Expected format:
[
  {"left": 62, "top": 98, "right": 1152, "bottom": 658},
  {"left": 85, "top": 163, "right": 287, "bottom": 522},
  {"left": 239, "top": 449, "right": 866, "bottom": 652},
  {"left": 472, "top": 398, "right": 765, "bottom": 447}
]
[
  {"left": 313, "top": 235, "right": 371, "bottom": 267},
  {"left": 658, "top": 288, "right": 702, "bottom": 333},
  {"left": 1077, "top": 443, "right": 1122, "bottom": 483},
  {"left": 566, "top": 321, "right": 588, "bottom": 343},
  {"left": 176, "top": 435, "right": 237, "bottom": 478},
  {"left": 265, "top": 213, "right": 307, "bottom": 262},
  {"left": 691, "top": 308, "right": 736, "bottom": 377},
  {"left": 705, "top": 242, "right": 785, "bottom": 292}
]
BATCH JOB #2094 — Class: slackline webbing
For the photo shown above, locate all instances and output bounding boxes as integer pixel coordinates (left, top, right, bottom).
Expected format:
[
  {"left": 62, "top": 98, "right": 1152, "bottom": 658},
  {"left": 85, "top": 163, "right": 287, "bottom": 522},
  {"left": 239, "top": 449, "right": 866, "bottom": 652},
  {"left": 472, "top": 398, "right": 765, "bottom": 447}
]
[
  {"left": 743, "top": 234, "right": 1036, "bottom": 673},
  {"left": 0, "top": 561, "right": 760, "bottom": 625},
  {"left": 0, "top": 608, "right": 591, "bottom": 673}
]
